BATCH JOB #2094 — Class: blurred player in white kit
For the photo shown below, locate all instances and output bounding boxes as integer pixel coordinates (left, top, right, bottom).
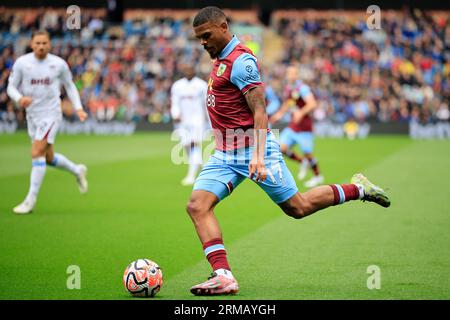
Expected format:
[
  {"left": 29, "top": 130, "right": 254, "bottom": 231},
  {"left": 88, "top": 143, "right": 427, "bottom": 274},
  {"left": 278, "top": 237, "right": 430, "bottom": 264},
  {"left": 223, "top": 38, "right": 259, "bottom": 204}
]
[
  {"left": 7, "top": 31, "right": 89, "bottom": 214},
  {"left": 170, "top": 64, "right": 208, "bottom": 186}
]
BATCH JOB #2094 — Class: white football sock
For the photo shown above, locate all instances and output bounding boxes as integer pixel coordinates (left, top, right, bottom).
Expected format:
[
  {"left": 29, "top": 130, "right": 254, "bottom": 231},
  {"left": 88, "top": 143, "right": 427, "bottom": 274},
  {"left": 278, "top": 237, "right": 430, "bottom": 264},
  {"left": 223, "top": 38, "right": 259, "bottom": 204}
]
[
  {"left": 355, "top": 183, "right": 365, "bottom": 199},
  {"left": 214, "top": 268, "right": 235, "bottom": 280},
  {"left": 25, "top": 157, "right": 47, "bottom": 202},
  {"left": 50, "top": 153, "right": 81, "bottom": 176}
]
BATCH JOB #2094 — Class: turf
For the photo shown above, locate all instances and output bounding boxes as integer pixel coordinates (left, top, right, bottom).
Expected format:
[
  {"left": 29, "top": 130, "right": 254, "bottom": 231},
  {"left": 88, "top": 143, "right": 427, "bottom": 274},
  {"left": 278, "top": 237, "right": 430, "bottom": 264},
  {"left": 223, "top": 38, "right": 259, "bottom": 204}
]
[{"left": 0, "top": 132, "right": 449, "bottom": 300}]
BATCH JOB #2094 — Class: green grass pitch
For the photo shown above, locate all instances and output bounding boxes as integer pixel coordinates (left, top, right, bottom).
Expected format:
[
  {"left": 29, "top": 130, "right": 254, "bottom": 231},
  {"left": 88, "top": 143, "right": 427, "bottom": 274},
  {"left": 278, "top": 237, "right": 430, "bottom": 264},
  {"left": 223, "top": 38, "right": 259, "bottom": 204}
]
[{"left": 0, "top": 132, "right": 449, "bottom": 300}]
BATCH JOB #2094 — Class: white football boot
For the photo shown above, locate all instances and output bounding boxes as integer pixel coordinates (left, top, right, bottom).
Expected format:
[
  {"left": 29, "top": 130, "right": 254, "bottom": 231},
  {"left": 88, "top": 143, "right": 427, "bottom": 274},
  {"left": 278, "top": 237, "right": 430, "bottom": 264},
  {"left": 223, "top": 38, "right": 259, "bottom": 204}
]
[
  {"left": 13, "top": 197, "right": 36, "bottom": 215},
  {"left": 77, "top": 164, "right": 88, "bottom": 194}
]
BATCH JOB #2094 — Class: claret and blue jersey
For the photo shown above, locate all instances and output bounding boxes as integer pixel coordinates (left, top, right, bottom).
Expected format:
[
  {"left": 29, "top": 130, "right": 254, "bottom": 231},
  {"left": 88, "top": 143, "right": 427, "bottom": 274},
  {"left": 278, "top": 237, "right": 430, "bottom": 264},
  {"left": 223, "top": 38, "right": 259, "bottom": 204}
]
[{"left": 194, "top": 36, "right": 298, "bottom": 204}]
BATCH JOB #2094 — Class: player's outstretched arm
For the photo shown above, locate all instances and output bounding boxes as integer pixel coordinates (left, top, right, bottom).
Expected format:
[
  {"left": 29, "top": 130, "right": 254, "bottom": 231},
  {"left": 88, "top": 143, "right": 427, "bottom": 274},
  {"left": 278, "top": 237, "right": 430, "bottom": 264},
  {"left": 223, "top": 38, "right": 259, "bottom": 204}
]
[{"left": 245, "top": 86, "right": 268, "bottom": 182}]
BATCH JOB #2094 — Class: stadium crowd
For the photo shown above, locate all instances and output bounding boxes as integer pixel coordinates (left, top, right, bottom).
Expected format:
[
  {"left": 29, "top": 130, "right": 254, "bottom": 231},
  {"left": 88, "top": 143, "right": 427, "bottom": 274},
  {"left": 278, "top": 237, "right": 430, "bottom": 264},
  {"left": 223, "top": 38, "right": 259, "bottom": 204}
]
[
  {"left": 0, "top": 8, "right": 449, "bottom": 125},
  {"left": 272, "top": 9, "right": 450, "bottom": 125}
]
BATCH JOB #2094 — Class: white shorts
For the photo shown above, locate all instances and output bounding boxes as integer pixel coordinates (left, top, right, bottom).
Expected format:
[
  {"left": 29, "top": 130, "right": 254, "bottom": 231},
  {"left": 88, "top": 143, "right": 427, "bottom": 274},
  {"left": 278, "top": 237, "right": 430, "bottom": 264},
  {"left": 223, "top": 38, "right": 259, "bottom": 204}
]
[
  {"left": 27, "top": 113, "right": 62, "bottom": 144},
  {"left": 175, "top": 123, "right": 205, "bottom": 146}
]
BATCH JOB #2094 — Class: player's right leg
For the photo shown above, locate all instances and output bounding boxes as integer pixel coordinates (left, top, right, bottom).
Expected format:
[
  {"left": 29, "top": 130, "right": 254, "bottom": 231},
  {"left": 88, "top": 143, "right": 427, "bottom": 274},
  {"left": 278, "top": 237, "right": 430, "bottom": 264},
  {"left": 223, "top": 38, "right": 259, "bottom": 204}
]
[
  {"left": 13, "top": 115, "right": 58, "bottom": 214},
  {"left": 13, "top": 138, "right": 49, "bottom": 214},
  {"left": 186, "top": 153, "right": 244, "bottom": 295}
]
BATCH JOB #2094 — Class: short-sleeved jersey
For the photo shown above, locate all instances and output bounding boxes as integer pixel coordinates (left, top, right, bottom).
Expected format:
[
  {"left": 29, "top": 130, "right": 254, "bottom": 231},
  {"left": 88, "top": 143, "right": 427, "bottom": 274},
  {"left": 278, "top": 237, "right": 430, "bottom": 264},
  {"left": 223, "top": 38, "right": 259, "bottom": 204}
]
[
  {"left": 170, "top": 76, "right": 208, "bottom": 125},
  {"left": 7, "top": 53, "right": 81, "bottom": 117},
  {"left": 206, "top": 36, "right": 263, "bottom": 150},
  {"left": 283, "top": 80, "right": 313, "bottom": 132}
]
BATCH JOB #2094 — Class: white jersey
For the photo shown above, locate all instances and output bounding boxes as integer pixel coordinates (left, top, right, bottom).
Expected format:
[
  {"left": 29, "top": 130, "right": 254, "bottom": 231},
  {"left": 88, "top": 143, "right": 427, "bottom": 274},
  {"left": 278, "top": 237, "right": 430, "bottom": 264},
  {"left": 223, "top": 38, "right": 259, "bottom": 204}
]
[
  {"left": 170, "top": 76, "right": 208, "bottom": 126},
  {"left": 7, "top": 52, "right": 82, "bottom": 118}
]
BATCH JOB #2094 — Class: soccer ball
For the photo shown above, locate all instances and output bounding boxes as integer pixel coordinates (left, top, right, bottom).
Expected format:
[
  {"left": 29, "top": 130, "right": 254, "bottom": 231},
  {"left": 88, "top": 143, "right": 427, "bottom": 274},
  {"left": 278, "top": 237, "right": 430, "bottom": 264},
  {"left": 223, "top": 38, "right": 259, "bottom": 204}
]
[{"left": 123, "top": 259, "right": 163, "bottom": 297}]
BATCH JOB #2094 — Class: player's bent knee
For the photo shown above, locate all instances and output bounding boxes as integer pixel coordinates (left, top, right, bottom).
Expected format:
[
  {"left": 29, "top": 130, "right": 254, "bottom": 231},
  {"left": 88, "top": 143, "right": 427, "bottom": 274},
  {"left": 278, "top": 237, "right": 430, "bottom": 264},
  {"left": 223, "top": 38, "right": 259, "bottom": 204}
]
[
  {"left": 186, "top": 199, "right": 206, "bottom": 218},
  {"left": 279, "top": 196, "right": 312, "bottom": 219},
  {"left": 284, "top": 207, "right": 306, "bottom": 219},
  {"left": 45, "top": 154, "right": 54, "bottom": 164},
  {"left": 31, "top": 140, "right": 49, "bottom": 158},
  {"left": 31, "top": 148, "right": 46, "bottom": 158}
]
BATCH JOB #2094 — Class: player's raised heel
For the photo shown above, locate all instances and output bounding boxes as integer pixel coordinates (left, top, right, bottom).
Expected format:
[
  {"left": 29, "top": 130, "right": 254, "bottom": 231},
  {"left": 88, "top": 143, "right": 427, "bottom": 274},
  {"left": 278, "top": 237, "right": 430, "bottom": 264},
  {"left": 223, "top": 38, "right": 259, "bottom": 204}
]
[
  {"left": 190, "top": 272, "right": 239, "bottom": 296},
  {"left": 351, "top": 173, "right": 391, "bottom": 208}
]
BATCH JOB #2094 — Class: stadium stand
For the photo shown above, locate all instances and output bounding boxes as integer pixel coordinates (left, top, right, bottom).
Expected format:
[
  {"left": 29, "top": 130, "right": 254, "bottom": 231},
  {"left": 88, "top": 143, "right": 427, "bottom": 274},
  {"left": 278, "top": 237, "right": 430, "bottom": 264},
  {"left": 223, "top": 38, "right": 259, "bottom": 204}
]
[{"left": 0, "top": 7, "right": 449, "bottom": 128}]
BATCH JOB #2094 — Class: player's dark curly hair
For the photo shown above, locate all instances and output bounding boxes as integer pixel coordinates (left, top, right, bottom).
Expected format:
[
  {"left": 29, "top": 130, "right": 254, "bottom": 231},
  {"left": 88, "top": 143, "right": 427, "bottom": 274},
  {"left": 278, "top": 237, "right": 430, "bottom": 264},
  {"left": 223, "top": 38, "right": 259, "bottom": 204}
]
[{"left": 193, "top": 6, "right": 227, "bottom": 27}]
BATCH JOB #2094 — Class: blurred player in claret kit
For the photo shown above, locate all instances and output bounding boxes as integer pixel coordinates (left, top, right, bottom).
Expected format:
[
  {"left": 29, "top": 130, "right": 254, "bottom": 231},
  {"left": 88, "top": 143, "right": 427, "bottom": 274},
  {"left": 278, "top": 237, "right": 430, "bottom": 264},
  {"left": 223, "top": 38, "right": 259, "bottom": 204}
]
[
  {"left": 270, "top": 65, "right": 324, "bottom": 188},
  {"left": 187, "top": 6, "right": 391, "bottom": 296},
  {"left": 170, "top": 64, "right": 209, "bottom": 186},
  {"left": 6, "top": 31, "right": 88, "bottom": 214}
]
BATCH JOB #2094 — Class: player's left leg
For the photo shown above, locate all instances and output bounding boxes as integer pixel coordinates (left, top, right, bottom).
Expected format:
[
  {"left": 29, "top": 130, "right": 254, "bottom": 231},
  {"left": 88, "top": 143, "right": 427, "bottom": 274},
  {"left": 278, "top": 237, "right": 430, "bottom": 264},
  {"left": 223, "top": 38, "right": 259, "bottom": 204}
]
[
  {"left": 43, "top": 118, "right": 88, "bottom": 193},
  {"left": 251, "top": 132, "right": 390, "bottom": 219},
  {"left": 46, "top": 146, "right": 88, "bottom": 193},
  {"left": 279, "top": 176, "right": 390, "bottom": 219}
]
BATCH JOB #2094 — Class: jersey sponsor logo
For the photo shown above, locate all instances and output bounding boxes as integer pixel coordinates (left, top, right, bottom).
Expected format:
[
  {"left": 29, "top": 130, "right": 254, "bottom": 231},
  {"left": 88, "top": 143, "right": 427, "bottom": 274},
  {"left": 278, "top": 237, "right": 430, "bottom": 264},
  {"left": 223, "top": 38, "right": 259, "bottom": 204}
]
[
  {"left": 30, "top": 78, "right": 51, "bottom": 85},
  {"left": 216, "top": 63, "right": 227, "bottom": 77}
]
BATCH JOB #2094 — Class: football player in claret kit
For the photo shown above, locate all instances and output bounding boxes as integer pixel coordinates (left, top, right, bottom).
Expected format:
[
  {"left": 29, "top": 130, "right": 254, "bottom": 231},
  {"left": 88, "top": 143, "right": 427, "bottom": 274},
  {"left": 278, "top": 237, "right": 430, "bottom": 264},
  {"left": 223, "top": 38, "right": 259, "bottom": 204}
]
[
  {"left": 187, "top": 6, "right": 390, "bottom": 296},
  {"left": 6, "top": 31, "right": 88, "bottom": 214},
  {"left": 171, "top": 64, "right": 209, "bottom": 186},
  {"left": 270, "top": 65, "right": 324, "bottom": 188}
]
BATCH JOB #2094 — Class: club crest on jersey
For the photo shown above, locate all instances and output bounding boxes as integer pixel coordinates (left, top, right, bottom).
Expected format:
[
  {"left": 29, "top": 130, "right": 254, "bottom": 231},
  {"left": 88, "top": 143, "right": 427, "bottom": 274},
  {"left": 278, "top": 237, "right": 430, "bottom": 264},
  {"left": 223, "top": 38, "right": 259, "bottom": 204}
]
[{"left": 216, "top": 63, "right": 227, "bottom": 77}]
